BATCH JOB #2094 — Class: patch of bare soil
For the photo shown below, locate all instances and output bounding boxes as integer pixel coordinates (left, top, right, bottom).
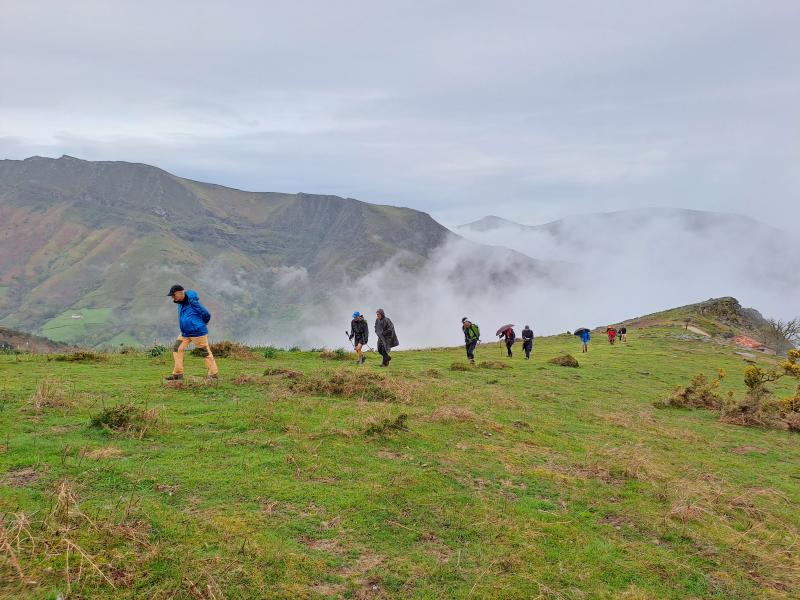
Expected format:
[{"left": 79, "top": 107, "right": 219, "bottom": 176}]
[{"left": 1, "top": 467, "right": 40, "bottom": 487}]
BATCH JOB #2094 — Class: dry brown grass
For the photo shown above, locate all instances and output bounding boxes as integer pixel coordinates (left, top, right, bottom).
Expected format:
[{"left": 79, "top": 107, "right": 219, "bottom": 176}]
[
  {"left": 79, "top": 446, "right": 123, "bottom": 460},
  {"left": 430, "top": 405, "right": 478, "bottom": 423},
  {"left": 28, "top": 378, "right": 75, "bottom": 411}
]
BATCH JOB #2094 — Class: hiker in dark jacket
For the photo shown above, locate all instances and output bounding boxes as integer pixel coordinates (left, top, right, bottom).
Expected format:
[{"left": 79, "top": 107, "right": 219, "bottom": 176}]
[
  {"left": 500, "top": 327, "right": 516, "bottom": 358},
  {"left": 374, "top": 308, "right": 398, "bottom": 367},
  {"left": 521, "top": 325, "right": 534, "bottom": 360},
  {"left": 165, "top": 285, "right": 219, "bottom": 381},
  {"left": 349, "top": 311, "right": 369, "bottom": 364},
  {"left": 462, "top": 317, "right": 480, "bottom": 364}
]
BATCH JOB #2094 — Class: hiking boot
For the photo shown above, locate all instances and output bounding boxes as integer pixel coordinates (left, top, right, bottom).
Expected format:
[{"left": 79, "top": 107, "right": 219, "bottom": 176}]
[
  {"left": 165, "top": 374, "right": 183, "bottom": 381},
  {"left": 469, "top": 359, "right": 475, "bottom": 365},
  {"left": 360, "top": 355, "right": 366, "bottom": 364},
  {"left": 207, "top": 374, "right": 219, "bottom": 381}
]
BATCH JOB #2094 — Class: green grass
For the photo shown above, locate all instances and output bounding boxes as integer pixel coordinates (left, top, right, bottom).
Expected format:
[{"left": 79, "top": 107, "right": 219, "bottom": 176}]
[
  {"left": 1, "top": 326, "right": 798, "bottom": 599},
  {"left": 38, "top": 308, "right": 113, "bottom": 344}
]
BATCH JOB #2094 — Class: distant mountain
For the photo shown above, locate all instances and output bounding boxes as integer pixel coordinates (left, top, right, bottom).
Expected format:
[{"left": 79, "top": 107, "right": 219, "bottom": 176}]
[
  {"left": 458, "top": 215, "right": 529, "bottom": 233},
  {"left": 456, "top": 207, "right": 799, "bottom": 328},
  {"left": 458, "top": 207, "right": 785, "bottom": 237},
  {"left": 0, "top": 156, "right": 555, "bottom": 346}
]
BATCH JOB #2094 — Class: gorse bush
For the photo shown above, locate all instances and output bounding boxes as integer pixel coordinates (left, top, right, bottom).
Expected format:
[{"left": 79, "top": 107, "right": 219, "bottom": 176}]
[
  {"left": 149, "top": 345, "right": 168, "bottom": 357},
  {"left": 319, "top": 348, "right": 353, "bottom": 361},
  {"left": 659, "top": 369, "right": 726, "bottom": 409},
  {"left": 263, "top": 345, "right": 280, "bottom": 359}
]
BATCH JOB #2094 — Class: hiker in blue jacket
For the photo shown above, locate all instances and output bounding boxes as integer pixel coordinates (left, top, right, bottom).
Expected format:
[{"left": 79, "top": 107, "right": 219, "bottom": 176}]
[
  {"left": 580, "top": 329, "right": 591, "bottom": 353},
  {"left": 165, "top": 285, "right": 219, "bottom": 381}
]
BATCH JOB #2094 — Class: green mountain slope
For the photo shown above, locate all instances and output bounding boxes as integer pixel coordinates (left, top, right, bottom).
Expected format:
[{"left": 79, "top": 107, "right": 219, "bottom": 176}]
[
  {"left": 0, "top": 156, "right": 459, "bottom": 346},
  {"left": 1, "top": 305, "right": 797, "bottom": 598}
]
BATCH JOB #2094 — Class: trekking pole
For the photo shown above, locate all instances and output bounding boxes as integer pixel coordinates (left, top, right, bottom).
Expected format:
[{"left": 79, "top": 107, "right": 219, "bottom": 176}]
[{"left": 344, "top": 332, "right": 355, "bottom": 350}]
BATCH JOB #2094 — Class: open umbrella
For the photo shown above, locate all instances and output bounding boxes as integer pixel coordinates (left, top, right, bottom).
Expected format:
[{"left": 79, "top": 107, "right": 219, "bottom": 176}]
[
  {"left": 573, "top": 328, "right": 590, "bottom": 336},
  {"left": 496, "top": 324, "right": 515, "bottom": 337}
]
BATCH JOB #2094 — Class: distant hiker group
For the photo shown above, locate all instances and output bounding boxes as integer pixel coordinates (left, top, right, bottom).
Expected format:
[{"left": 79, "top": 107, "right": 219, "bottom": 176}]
[
  {"left": 163, "top": 283, "right": 628, "bottom": 378},
  {"left": 348, "top": 309, "right": 399, "bottom": 367}
]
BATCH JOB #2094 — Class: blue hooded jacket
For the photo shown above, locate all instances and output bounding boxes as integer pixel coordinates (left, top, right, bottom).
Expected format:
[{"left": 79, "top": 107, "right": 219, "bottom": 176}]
[{"left": 177, "top": 290, "right": 211, "bottom": 337}]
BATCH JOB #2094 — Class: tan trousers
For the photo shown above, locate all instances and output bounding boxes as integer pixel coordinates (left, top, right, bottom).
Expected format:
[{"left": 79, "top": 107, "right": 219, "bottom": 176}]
[{"left": 172, "top": 335, "right": 219, "bottom": 376}]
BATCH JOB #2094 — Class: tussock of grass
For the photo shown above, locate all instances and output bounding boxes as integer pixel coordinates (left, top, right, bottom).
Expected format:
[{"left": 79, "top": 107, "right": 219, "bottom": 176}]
[
  {"left": 547, "top": 354, "right": 579, "bottom": 368},
  {"left": 51, "top": 350, "right": 106, "bottom": 363},
  {"left": 191, "top": 341, "right": 254, "bottom": 359},
  {"left": 166, "top": 376, "right": 218, "bottom": 389},
  {"left": 421, "top": 368, "right": 442, "bottom": 378},
  {"left": 28, "top": 378, "right": 74, "bottom": 411},
  {"left": 292, "top": 370, "right": 413, "bottom": 403},
  {"left": 264, "top": 367, "right": 304, "bottom": 379},
  {"left": 79, "top": 446, "right": 123, "bottom": 460},
  {"left": 362, "top": 413, "right": 408, "bottom": 435},
  {"left": 478, "top": 361, "right": 511, "bottom": 370},
  {"left": 89, "top": 403, "right": 161, "bottom": 437},
  {"left": 449, "top": 362, "right": 471, "bottom": 371},
  {"left": 430, "top": 405, "right": 477, "bottom": 422},
  {"left": 233, "top": 373, "right": 265, "bottom": 385}
]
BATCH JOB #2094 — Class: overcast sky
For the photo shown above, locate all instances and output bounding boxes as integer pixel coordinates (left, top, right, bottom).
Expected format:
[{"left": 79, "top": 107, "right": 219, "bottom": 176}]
[{"left": 1, "top": 1, "right": 798, "bottom": 227}]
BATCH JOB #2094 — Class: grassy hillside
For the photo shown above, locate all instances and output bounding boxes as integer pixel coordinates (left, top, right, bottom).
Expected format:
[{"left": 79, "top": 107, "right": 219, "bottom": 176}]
[
  {"left": 1, "top": 324, "right": 798, "bottom": 598},
  {"left": 0, "top": 156, "right": 456, "bottom": 346}
]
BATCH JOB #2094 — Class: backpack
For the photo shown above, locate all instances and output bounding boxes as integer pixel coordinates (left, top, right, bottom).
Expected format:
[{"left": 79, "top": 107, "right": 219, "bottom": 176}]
[{"left": 470, "top": 324, "right": 480, "bottom": 340}]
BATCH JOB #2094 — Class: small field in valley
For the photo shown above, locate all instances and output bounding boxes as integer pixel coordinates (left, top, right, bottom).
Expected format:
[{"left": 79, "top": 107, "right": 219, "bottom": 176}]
[{"left": 1, "top": 326, "right": 798, "bottom": 599}]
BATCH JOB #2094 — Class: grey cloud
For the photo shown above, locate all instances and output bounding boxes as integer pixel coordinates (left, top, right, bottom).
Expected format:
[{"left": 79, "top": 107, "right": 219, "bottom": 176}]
[{"left": 1, "top": 1, "right": 798, "bottom": 227}]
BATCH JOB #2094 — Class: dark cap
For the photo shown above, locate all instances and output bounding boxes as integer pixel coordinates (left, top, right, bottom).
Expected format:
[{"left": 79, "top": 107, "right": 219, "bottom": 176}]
[
  {"left": 167, "top": 284, "right": 185, "bottom": 297},
  {"left": 461, "top": 317, "right": 468, "bottom": 323}
]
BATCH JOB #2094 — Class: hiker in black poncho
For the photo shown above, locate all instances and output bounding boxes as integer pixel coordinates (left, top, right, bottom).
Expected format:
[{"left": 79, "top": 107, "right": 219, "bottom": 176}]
[
  {"left": 521, "top": 325, "right": 534, "bottom": 360},
  {"left": 462, "top": 317, "right": 480, "bottom": 364},
  {"left": 348, "top": 311, "right": 369, "bottom": 364},
  {"left": 374, "top": 308, "right": 399, "bottom": 367}
]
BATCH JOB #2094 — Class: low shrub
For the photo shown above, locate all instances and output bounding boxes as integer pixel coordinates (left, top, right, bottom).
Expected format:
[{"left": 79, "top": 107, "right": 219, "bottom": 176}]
[
  {"left": 149, "top": 344, "right": 168, "bottom": 357},
  {"left": 547, "top": 355, "right": 579, "bottom": 368},
  {"left": 263, "top": 345, "right": 280, "bottom": 359}
]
